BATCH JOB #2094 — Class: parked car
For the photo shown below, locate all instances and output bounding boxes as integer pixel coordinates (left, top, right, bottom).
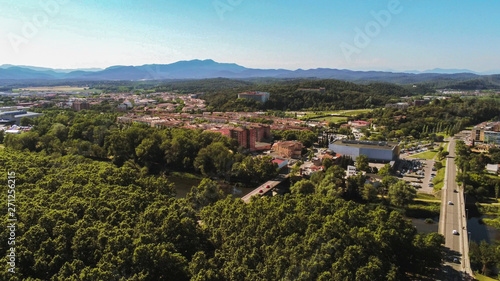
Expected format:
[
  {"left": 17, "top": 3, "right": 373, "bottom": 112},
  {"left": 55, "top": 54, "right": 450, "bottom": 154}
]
[
  {"left": 448, "top": 201, "right": 453, "bottom": 205},
  {"left": 452, "top": 230, "right": 459, "bottom": 235}
]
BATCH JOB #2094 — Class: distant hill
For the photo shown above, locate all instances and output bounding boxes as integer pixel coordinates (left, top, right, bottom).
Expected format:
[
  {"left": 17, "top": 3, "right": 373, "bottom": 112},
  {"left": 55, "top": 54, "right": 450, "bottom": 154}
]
[
  {"left": 0, "top": 64, "right": 102, "bottom": 73},
  {"left": 0, "top": 59, "right": 498, "bottom": 89}
]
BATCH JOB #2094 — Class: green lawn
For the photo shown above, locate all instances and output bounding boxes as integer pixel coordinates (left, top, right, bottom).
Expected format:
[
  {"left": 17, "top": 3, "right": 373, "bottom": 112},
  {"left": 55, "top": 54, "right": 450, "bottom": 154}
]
[
  {"left": 416, "top": 193, "right": 439, "bottom": 201},
  {"left": 410, "top": 150, "right": 438, "bottom": 160},
  {"left": 340, "top": 109, "right": 373, "bottom": 116},
  {"left": 442, "top": 142, "right": 449, "bottom": 152},
  {"left": 474, "top": 273, "right": 497, "bottom": 281},
  {"left": 436, "top": 132, "right": 450, "bottom": 138},
  {"left": 293, "top": 109, "right": 373, "bottom": 120},
  {"left": 310, "top": 116, "right": 348, "bottom": 123},
  {"left": 433, "top": 164, "right": 446, "bottom": 191}
]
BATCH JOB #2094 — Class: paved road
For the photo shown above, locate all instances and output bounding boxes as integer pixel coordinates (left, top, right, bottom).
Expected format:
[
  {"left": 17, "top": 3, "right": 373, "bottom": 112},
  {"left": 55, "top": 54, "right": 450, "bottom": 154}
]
[
  {"left": 439, "top": 138, "right": 473, "bottom": 279},
  {"left": 241, "top": 179, "right": 282, "bottom": 203}
]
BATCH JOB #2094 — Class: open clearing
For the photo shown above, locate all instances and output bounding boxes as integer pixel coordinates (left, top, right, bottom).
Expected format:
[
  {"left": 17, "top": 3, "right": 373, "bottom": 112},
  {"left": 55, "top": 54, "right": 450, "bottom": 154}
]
[{"left": 293, "top": 109, "right": 373, "bottom": 123}]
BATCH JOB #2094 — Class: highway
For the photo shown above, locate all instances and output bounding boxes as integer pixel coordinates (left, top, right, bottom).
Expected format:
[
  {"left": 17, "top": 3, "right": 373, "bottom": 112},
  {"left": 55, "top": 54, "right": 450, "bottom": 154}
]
[{"left": 438, "top": 137, "right": 473, "bottom": 280}]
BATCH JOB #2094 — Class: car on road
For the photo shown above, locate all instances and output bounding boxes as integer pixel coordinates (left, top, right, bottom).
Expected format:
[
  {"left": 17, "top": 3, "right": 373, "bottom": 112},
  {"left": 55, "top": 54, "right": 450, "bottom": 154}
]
[
  {"left": 259, "top": 190, "right": 263, "bottom": 193},
  {"left": 428, "top": 183, "right": 434, "bottom": 187},
  {"left": 266, "top": 185, "right": 270, "bottom": 188},
  {"left": 448, "top": 201, "right": 453, "bottom": 205},
  {"left": 452, "top": 230, "right": 459, "bottom": 235}
]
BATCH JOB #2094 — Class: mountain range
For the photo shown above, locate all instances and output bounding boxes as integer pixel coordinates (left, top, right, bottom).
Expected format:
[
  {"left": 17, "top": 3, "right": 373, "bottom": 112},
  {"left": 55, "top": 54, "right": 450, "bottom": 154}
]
[{"left": 0, "top": 59, "right": 498, "bottom": 84}]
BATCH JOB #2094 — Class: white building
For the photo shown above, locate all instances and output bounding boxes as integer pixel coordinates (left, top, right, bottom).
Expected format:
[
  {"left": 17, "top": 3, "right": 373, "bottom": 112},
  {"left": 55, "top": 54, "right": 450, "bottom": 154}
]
[{"left": 329, "top": 140, "right": 400, "bottom": 162}]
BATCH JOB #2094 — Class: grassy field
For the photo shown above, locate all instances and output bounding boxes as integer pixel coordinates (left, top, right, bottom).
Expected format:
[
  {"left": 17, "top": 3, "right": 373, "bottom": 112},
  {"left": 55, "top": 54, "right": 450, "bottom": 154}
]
[
  {"left": 410, "top": 150, "right": 438, "bottom": 160},
  {"left": 433, "top": 161, "right": 446, "bottom": 191},
  {"left": 406, "top": 200, "right": 441, "bottom": 218},
  {"left": 416, "top": 193, "right": 439, "bottom": 201},
  {"left": 15, "top": 86, "right": 89, "bottom": 92},
  {"left": 442, "top": 142, "right": 449, "bottom": 152},
  {"left": 339, "top": 109, "right": 373, "bottom": 116},
  {"left": 309, "top": 116, "right": 348, "bottom": 123},
  {"left": 293, "top": 109, "right": 373, "bottom": 120},
  {"left": 474, "top": 273, "right": 496, "bottom": 281}
]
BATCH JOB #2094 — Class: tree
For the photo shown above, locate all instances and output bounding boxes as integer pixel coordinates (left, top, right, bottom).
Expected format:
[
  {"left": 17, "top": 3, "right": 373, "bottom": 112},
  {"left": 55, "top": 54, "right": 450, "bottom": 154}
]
[
  {"left": 322, "top": 157, "right": 333, "bottom": 170},
  {"left": 388, "top": 181, "right": 416, "bottom": 207},
  {"left": 355, "top": 155, "right": 370, "bottom": 172},
  {"left": 469, "top": 240, "right": 499, "bottom": 275},
  {"left": 231, "top": 156, "right": 278, "bottom": 185},
  {"left": 291, "top": 179, "right": 315, "bottom": 194},
  {"left": 361, "top": 183, "right": 378, "bottom": 202},
  {"left": 187, "top": 178, "right": 225, "bottom": 211},
  {"left": 5, "top": 131, "right": 39, "bottom": 151},
  {"left": 434, "top": 162, "right": 443, "bottom": 170},
  {"left": 316, "top": 174, "right": 343, "bottom": 197},
  {"left": 20, "top": 116, "right": 34, "bottom": 126},
  {"left": 381, "top": 175, "right": 398, "bottom": 197},
  {"left": 378, "top": 164, "right": 393, "bottom": 177},
  {"left": 289, "top": 162, "right": 302, "bottom": 185},
  {"left": 437, "top": 151, "right": 449, "bottom": 161},
  {"left": 194, "top": 142, "right": 234, "bottom": 180}
]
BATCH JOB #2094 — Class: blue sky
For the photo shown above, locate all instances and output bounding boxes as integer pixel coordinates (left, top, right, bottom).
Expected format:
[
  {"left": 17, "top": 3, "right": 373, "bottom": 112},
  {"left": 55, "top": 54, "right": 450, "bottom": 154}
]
[{"left": 1, "top": 0, "right": 499, "bottom": 71}]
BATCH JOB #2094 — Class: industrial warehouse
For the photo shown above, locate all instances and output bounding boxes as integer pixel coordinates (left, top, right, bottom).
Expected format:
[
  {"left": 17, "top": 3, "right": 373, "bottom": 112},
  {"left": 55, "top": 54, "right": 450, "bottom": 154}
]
[{"left": 329, "top": 140, "right": 400, "bottom": 162}]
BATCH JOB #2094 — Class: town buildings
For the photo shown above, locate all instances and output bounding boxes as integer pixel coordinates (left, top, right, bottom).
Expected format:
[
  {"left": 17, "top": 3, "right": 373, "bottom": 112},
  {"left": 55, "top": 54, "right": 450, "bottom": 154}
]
[
  {"left": 272, "top": 141, "right": 303, "bottom": 159},
  {"left": 211, "top": 125, "right": 271, "bottom": 151},
  {"left": 385, "top": 102, "right": 410, "bottom": 110},
  {"left": 238, "top": 91, "right": 270, "bottom": 103},
  {"left": 0, "top": 110, "right": 43, "bottom": 125},
  {"left": 471, "top": 122, "right": 500, "bottom": 145},
  {"left": 72, "top": 102, "right": 90, "bottom": 111}
]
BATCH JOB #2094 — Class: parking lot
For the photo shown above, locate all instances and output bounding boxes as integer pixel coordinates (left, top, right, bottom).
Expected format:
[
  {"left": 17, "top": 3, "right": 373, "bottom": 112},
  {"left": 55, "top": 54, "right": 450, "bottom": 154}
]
[{"left": 397, "top": 157, "right": 436, "bottom": 194}]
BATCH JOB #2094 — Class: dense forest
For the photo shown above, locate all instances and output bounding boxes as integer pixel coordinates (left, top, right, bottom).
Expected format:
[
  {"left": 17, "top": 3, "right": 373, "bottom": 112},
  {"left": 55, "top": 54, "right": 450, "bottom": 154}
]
[
  {"left": 359, "top": 97, "right": 500, "bottom": 139},
  {"left": 201, "top": 79, "right": 414, "bottom": 111},
  {"left": 0, "top": 148, "right": 444, "bottom": 280}
]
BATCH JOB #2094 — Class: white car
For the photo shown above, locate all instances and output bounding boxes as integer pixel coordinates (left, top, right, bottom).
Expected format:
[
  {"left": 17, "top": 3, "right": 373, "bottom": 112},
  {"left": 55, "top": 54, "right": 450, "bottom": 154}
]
[
  {"left": 452, "top": 230, "right": 459, "bottom": 235},
  {"left": 448, "top": 201, "right": 453, "bottom": 205}
]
